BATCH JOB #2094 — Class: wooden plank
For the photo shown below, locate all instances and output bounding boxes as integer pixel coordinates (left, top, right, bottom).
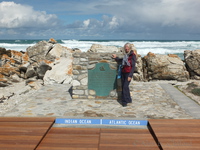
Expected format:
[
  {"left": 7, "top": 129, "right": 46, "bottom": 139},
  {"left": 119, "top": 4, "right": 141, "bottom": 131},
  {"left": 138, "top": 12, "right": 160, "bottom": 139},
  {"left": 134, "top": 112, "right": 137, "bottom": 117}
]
[
  {"left": 148, "top": 119, "right": 200, "bottom": 150},
  {"left": 0, "top": 122, "right": 54, "bottom": 128},
  {"left": 0, "top": 144, "right": 39, "bottom": 150},
  {"left": 147, "top": 127, "right": 200, "bottom": 134},
  {"left": 0, "top": 118, "right": 55, "bottom": 150},
  {"left": 157, "top": 138, "right": 200, "bottom": 149},
  {"left": 100, "top": 128, "right": 150, "bottom": 134},
  {"left": 0, "top": 117, "right": 55, "bottom": 122},
  {"left": 148, "top": 119, "right": 200, "bottom": 123},
  {"left": 38, "top": 128, "right": 160, "bottom": 150},
  {"left": 99, "top": 128, "right": 159, "bottom": 150},
  {"left": 37, "top": 128, "right": 100, "bottom": 150},
  {"left": 47, "top": 127, "right": 101, "bottom": 135},
  {"left": 0, "top": 128, "right": 50, "bottom": 136}
]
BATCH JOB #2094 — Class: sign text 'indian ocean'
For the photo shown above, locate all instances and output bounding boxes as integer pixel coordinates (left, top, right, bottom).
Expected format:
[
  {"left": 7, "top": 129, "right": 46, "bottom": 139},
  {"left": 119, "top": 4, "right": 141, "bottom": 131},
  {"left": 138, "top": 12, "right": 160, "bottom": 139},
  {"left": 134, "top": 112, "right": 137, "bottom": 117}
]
[{"left": 55, "top": 118, "right": 148, "bottom": 126}]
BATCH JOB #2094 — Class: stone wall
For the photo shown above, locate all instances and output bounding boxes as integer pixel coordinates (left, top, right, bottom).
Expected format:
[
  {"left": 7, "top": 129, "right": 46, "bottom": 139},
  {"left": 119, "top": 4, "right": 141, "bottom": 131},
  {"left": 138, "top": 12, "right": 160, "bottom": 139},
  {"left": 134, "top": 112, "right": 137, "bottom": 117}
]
[{"left": 71, "top": 52, "right": 122, "bottom": 99}]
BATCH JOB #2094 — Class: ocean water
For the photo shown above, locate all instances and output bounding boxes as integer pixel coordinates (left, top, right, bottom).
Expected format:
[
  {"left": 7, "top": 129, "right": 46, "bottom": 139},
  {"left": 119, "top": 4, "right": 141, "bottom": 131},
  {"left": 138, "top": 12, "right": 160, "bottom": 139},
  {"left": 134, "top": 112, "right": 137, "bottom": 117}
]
[{"left": 0, "top": 39, "right": 200, "bottom": 60}]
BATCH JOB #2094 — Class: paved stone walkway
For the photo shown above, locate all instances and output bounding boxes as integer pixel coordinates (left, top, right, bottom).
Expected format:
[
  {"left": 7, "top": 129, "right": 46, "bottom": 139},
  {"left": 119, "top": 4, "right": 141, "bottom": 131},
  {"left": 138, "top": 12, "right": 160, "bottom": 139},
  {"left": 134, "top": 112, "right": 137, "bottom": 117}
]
[{"left": 3, "top": 82, "right": 199, "bottom": 119}]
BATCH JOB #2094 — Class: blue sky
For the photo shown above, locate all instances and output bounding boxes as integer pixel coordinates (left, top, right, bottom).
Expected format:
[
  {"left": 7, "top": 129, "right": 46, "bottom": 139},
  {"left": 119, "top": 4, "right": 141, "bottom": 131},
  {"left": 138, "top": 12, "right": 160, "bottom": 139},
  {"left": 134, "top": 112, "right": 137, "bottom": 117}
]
[{"left": 0, "top": 0, "right": 200, "bottom": 40}]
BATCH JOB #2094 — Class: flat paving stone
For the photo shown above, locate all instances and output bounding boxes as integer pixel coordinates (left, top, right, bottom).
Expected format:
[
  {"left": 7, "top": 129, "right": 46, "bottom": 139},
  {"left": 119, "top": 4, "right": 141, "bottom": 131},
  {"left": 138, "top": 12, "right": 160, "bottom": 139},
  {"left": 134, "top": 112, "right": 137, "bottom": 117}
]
[
  {"left": 159, "top": 83, "right": 200, "bottom": 119},
  {"left": 2, "top": 82, "right": 199, "bottom": 119}
]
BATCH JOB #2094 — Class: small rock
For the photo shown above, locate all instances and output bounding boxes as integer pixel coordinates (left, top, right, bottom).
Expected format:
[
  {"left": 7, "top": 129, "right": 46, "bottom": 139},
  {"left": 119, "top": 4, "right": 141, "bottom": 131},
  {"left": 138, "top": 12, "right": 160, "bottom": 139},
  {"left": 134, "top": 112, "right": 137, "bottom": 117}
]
[{"left": 83, "top": 110, "right": 103, "bottom": 117}]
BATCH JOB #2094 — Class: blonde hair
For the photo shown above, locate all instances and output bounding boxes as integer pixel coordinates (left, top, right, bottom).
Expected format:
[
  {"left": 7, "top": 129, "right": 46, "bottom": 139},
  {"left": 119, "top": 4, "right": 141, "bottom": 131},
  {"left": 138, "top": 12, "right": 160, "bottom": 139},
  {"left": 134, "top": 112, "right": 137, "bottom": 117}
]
[{"left": 122, "top": 43, "right": 138, "bottom": 59}]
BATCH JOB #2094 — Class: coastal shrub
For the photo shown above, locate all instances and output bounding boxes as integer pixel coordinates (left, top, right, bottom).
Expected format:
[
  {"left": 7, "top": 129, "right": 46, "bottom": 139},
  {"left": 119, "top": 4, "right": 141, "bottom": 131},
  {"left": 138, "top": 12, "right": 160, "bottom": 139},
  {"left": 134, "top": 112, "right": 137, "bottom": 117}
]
[
  {"left": 191, "top": 88, "right": 200, "bottom": 96},
  {"left": 187, "top": 82, "right": 198, "bottom": 88},
  {"left": 186, "top": 82, "right": 198, "bottom": 91}
]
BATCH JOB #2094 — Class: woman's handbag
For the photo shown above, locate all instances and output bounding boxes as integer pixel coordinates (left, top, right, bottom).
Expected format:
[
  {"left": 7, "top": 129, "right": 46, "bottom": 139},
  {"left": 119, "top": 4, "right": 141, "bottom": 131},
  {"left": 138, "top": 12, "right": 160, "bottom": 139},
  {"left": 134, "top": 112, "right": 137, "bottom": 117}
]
[{"left": 117, "top": 65, "right": 122, "bottom": 79}]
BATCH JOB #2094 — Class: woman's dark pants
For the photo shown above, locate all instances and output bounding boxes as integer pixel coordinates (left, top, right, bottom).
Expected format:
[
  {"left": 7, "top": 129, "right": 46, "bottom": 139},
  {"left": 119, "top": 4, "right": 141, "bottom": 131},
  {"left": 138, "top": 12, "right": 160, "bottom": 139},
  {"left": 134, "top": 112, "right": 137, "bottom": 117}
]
[{"left": 121, "top": 72, "right": 132, "bottom": 105}]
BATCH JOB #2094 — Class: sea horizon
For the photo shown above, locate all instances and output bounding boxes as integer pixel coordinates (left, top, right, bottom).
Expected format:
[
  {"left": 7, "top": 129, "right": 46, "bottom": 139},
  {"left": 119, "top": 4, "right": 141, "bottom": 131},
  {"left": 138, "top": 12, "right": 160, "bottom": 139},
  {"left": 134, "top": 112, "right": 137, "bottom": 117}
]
[{"left": 1, "top": 39, "right": 200, "bottom": 60}]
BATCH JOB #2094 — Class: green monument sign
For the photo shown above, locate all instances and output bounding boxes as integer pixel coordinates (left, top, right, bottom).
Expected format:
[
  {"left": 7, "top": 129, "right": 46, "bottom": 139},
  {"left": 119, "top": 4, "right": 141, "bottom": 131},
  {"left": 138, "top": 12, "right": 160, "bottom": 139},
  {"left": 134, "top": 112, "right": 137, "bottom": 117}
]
[{"left": 88, "top": 63, "right": 117, "bottom": 97}]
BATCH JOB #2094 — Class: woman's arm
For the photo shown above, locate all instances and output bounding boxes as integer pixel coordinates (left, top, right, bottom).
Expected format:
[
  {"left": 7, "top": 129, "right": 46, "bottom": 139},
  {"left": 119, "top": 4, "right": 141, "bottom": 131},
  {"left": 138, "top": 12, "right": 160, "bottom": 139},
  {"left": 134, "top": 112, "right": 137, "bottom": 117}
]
[
  {"left": 128, "top": 54, "right": 136, "bottom": 78},
  {"left": 112, "top": 54, "right": 122, "bottom": 62},
  {"left": 115, "top": 57, "right": 123, "bottom": 62}
]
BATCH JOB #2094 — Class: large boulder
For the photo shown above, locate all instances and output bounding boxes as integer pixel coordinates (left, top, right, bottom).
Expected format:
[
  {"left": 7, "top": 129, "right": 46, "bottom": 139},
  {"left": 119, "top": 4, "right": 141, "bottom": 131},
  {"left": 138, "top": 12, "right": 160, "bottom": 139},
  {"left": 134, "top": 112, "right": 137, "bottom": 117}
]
[
  {"left": 26, "top": 40, "right": 73, "bottom": 82},
  {"left": 0, "top": 39, "right": 74, "bottom": 88},
  {"left": 46, "top": 43, "right": 72, "bottom": 58},
  {"left": 0, "top": 49, "right": 29, "bottom": 68},
  {"left": 0, "top": 81, "right": 33, "bottom": 107},
  {"left": 143, "top": 53, "right": 189, "bottom": 81},
  {"left": 10, "top": 51, "right": 29, "bottom": 65},
  {"left": 25, "top": 65, "right": 37, "bottom": 79},
  {"left": 24, "top": 61, "right": 52, "bottom": 80},
  {"left": 88, "top": 44, "right": 120, "bottom": 53},
  {"left": 133, "top": 54, "right": 144, "bottom": 81},
  {"left": 0, "top": 49, "right": 29, "bottom": 86},
  {"left": 43, "top": 43, "right": 73, "bottom": 84},
  {"left": 48, "top": 38, "right": 57, "bottom": 44},
  {"left": 184, "top": 49, "right": 200, "bottom": 80},
  {"left": 43, "top": 57, "right": 73, "bottom": 84},
  {"left": 36, "top": 62, "right": 52, "bottom": 79},
  {"left": 0, "top": 48, "right": 11, "bottom": 59},
  {"left": 26, "top": 41, "right": 54, "bottom": 62}
]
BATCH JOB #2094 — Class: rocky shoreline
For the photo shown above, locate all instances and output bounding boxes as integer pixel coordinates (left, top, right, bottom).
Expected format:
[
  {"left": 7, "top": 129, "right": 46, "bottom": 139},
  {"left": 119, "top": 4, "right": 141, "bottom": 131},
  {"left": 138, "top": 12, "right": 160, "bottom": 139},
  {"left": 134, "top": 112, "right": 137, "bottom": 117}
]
[{"left": 0, "top": 39, "right": 200, "bottom": 115}]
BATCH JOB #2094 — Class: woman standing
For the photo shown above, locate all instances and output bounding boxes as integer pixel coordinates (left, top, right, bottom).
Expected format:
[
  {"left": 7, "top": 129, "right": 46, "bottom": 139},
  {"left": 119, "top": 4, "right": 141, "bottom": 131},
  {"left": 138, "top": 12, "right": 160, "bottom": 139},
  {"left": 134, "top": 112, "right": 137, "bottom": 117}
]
[{"left": 112, "top": 43, "right": 137, "bottom": 107}]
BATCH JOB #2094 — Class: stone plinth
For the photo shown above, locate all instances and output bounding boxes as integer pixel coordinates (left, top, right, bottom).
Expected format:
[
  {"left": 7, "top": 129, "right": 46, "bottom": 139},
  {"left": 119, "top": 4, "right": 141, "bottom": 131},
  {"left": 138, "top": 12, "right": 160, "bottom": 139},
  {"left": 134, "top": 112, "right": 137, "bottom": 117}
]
[{"left": 72, "top": 52, "right": 122, "bottom": 99}]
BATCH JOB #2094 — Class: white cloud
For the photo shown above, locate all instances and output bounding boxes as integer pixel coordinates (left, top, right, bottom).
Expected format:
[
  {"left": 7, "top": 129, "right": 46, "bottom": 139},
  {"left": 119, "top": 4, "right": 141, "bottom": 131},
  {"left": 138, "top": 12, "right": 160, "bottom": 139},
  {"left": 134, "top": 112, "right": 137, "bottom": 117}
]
[
  {"left": 109, "top": 16, "right": 119, "bottom": 29},
  {"left": 77, "top": 0, "right": 200, "bottom": 38},
  {"left": 0, "top": 0, "right": 200, "bottom": 39},
  {"left": 136, "top": 0, "right": 200, "bottom": 27},
  {"left": 0, "top": 1, "right": 58, "bottom": 28},
  {"left": 83, "top": 19, "right": 90, "bottom": 28},
  {"left": 67, "top": 0, "right": 200, "bottom": 29}
]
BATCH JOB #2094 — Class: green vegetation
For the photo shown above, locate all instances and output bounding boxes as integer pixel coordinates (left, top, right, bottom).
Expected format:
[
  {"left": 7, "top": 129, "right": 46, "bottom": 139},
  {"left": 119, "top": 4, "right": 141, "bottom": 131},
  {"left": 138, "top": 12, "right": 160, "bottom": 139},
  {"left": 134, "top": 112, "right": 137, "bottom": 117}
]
[
  {"left": 191, "top": 88, "right": 200, "bottom": 96},
  {"left": 187, "top": 82, "right": 198, "bottom": 88}
]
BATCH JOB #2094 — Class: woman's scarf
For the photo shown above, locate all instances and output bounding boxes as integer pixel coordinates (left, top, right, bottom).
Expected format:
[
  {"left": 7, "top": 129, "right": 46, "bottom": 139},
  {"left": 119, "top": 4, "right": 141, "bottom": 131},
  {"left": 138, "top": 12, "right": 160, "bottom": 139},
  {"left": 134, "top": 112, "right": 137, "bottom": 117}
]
[{"left": 122, "top": 53, "right": 130, "bottom": 66}]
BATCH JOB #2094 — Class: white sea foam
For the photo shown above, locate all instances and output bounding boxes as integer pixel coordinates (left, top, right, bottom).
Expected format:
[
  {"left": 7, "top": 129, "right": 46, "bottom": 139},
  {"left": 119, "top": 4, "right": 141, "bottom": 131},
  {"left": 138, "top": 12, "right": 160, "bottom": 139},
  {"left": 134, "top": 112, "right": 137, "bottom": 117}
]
[
  {"left": 61, "top": 40, "right": 128, "bottom": 52},
  {"left": 0, "top": 40, "right": 200, "bottom": 59},
  {"left": 61, "top": 40, "right": 200, "bottom": 59},
  {"left": 0, "top": 43, "right": 34, "bottom": 51}
]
